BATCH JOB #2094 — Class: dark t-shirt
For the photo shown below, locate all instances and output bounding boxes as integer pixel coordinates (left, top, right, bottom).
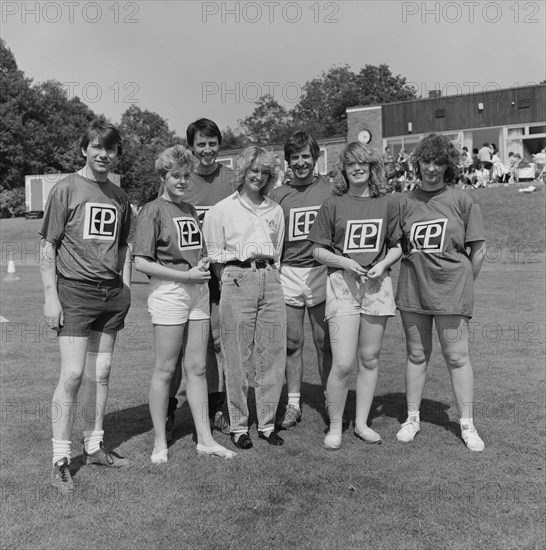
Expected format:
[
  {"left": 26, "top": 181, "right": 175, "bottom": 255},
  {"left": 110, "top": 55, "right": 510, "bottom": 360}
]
[
  {"left": 169, "top": 164, "right": 235, "bottom": 222},
  {"left": 132, "top": 198, "right": 204, "bottom": 271},
  {"left": 40, "top": 173, "right": 132, "bottom": 283},
  {"left": 395, "top": 185, "right": 485, "bottom": 317},
  {"left": 269, "top": 176, "right": 332, "bottom": 267},
  {"left": 308, "top": 192, "right": 401, "bottom": 271}
]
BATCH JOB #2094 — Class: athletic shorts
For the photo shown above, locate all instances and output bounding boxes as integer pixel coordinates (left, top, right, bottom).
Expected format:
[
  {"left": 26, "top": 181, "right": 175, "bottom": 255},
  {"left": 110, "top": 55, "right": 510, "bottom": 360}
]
[
  {"left": 57, "top": 276, "right": 131, "bottom": 337},
  {"left": 147, "top": 278, "right": 210, "bottom": 325},
  {"left": 280, "top": 264, "right": 327, "bottom": 308},
  {"left": 325, "top": 269, "right": 396, "bottom": 321}
]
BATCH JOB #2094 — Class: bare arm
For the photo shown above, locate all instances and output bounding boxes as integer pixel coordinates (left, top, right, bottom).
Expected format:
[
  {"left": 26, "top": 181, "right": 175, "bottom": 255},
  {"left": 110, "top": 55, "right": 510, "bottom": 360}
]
[
  {"left": 469, "top": 240, "right": 486, "bottom": 280},
  {"left": 367, "top": 244, "right": 402, "bottom": 278},
  {"left": 312, "top": 245, "right": 368, "bottom": 276},
  {"left": 133, "top": 256, "right": 211, "bottom": 284},
  {"left": 40, "top": 239, "right": 63, "bottom": 329}
]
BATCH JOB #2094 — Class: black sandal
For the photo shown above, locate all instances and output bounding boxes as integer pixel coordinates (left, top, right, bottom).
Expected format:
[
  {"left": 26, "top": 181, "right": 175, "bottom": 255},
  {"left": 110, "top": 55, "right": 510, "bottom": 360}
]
[{"left": 258, "top": 431, "right": 284, "bottom": 446}]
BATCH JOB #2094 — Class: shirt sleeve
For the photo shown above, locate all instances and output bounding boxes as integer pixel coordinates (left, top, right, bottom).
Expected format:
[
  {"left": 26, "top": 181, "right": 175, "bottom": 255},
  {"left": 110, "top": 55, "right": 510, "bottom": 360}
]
[
  {"left": 385, "top": 194, "right": 402, "bottom": 248},
  {"left": 202, "top": 205, "right": 225, "bottom": 264},
  {"left": 464, "top": 197, "right": 485, "bottom": 245},
  {"left": 307, "top": 201, "right": 333, "bottom": 248},
  {"left": 118, "top": 196, "right": 133, "bottom": 247},
  {"left": 132, "top": 203, "right": 160, "bottom": 261},
  {"left": 39, "top": 184, "right": 68, "bottom": 247}
]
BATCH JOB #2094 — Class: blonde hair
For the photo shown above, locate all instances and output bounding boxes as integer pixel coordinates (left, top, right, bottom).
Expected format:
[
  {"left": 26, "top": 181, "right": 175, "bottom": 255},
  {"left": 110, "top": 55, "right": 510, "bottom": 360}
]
[
  {"left": 155, "top": 145, "right": 196, "bottom": 178},
  {"left": 234, "top": 146, "right": 281, "bottom": 197},
  {"left": 332, "top": 142, "right": 387, "bottom": 198}
]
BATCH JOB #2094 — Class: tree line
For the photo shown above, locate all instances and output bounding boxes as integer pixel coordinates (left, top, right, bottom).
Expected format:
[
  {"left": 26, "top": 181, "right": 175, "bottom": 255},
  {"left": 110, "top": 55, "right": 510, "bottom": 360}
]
[{"left": 0, "top": 39, "right": 416, "bottom": 216}]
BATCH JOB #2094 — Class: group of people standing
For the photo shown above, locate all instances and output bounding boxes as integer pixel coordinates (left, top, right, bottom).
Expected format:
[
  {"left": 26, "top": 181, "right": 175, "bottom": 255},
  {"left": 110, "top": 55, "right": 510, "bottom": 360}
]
[{"left": 40, "top": 118, "right": 487, "bottom": 496}]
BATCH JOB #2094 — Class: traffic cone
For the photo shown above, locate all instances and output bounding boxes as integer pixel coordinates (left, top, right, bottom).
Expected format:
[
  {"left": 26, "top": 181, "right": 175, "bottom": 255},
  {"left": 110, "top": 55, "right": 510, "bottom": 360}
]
[{"left": 3, "top": 252, "right": 20, "bottom": 282}]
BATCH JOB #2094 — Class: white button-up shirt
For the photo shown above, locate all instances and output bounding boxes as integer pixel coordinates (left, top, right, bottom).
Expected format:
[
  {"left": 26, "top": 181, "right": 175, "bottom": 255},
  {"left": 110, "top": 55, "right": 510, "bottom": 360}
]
[{"left": 203, "top": 191, "right": 284, "bottom": 266}]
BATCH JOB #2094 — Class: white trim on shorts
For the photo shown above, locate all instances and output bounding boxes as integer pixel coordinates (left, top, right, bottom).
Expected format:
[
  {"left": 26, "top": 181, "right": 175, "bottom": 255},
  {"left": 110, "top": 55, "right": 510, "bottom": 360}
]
[{"left": 279, "top": 264, "right": 327, "bottom": 308}]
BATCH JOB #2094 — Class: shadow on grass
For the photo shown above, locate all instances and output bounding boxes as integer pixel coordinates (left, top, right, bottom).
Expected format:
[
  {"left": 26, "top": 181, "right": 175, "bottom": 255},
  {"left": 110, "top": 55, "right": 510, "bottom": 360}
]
[{"left": 298, "top": 382, "right": 460, "bottom": 436}]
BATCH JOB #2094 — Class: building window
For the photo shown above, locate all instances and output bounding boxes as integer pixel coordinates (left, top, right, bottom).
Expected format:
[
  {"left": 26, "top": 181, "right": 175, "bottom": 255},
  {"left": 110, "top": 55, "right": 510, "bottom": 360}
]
[
  {"left": 314, "top": 148, "right": 328, "bottom": 175},
  {"left": 216, "top": 158, "right": 233, "bottom": 168}
]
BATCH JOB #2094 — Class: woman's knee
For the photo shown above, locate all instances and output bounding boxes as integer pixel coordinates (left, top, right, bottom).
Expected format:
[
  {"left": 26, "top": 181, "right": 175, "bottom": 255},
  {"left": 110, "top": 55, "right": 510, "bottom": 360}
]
[{"left": 406, "top": 345, "right": 430, "bottom": 367}]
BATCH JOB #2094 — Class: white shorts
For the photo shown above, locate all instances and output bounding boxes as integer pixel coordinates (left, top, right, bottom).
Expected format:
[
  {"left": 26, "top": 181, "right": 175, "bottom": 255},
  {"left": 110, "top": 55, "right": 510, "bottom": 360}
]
[
  {"left": 147, "top": 278, "right": 210, "bottom": 325},
  {"left": 280, "top": 264, "right": 327, "bottom": 308}
]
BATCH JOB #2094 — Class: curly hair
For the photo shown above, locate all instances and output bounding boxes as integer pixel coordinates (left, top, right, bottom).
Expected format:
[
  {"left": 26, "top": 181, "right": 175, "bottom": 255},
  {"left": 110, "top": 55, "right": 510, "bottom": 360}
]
[
  {"left": 234, "top": 146, "right": 281, "bottom": 197},
  {"left": 332, "top": 142, "right": 387, "bottom": 198},
  {"left": 155, "top": 145, "right": 197, "bottom": 178},
  {"left": 412, "top": 134, "right": 460, "bottom": 183}
]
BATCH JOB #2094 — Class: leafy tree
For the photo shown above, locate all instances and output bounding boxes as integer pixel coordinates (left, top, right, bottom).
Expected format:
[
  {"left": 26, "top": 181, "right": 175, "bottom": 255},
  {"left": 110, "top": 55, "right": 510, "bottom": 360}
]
[
  {"left": 238, "top": 95, "right": 297, "bottom": 144},
  {"left": 237, "top": 64, "right": 417, "bottom": 142},
  {"left": 1, "top": 39, "right": 96, "bottom": 216},
  {"left": 118, "top": 105, "right": 183, "bottom": 205},
  {"left": 293, "top": 64, "right": 416, "bottom": 138},
  {"left": 221, "top": 126, "right": 250, "bottom": 150}
]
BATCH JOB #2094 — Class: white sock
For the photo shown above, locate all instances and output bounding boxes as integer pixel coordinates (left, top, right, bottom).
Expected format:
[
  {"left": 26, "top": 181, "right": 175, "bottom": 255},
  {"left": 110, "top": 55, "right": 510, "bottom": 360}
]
[
  {"left": 408, "top": 410, "right": 420, "bottom": 422},
  {"left": 460, "top": 418, "right": 473, "bottom": 428},
  {"left": 52, "top": 439, "right": 72, "bottom": 464},
  {"left": 84, "top": 430, "right": 104, "bottom": 454},
  {"left": 288, "top": 393, "right": 300, "bottom": 409}
]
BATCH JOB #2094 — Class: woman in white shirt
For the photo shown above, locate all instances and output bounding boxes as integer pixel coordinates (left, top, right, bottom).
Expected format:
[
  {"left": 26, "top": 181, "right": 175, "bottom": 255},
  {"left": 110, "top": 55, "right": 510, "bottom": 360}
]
[{"left": 203, "top": 146, "right": 286, "bottom": 450}]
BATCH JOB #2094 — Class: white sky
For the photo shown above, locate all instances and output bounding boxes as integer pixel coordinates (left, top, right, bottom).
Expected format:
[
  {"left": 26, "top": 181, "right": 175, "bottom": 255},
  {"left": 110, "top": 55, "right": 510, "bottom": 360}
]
[{"left": 2, "top": 0, "right": 545, "bottom": 137}]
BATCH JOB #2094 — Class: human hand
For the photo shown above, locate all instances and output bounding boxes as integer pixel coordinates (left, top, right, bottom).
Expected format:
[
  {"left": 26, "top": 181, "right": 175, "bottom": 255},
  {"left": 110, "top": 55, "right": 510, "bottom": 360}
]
[
  {"left": 44, "top": 297, "right": 63, "bottom": 331},
  {"left": 343, "top": 257, "right": 368, "bottom": 277},
  {"left": 367, "top": 263, "right": 385, "bottom": 279},
  {"left": 187, "top": 266, "right": 211, "bottom": 283}
]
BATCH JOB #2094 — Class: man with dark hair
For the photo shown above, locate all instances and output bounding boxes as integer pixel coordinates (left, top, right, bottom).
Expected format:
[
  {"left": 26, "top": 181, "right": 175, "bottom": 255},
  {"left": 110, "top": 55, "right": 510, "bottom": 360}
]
[
  {"left": 41, "top": 119, "right": 133, "bottom": 495},
  {"left": 269, "top": 131, "right": 333, "bottom": 429},
  {"left": 165, "top": 118, "right": 235, "bottom": 438}
]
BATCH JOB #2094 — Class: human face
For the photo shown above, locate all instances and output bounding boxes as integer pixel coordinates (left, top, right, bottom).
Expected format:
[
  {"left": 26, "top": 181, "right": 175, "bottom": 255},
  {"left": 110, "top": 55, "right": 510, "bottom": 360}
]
[
  {"left": 161, "top": 166, "right": 192, "bottom": 202},
  {"left": 419, "top": 159, "right": 447, "bottom": 189},
  {"left": 242, "top": 163, "right": 270, "bottom": 196},
  {"left": 345, "top": 160, "right": 370, "bottom": 191},
  {"left": 82, "top": 138, "right": 118, "bottom": 180},
  {"left": 191, "top": 131, "right": 220, "bottom": 167},
  {"left": 288, "top": 146, "right": 316, "bottom": 184}
]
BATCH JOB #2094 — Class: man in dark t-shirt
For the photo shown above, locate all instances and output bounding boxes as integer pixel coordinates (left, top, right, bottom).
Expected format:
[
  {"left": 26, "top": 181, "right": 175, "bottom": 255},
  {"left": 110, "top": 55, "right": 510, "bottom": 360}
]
[{"left": 40, "top": 120, "right": 133, "bottom": 495}]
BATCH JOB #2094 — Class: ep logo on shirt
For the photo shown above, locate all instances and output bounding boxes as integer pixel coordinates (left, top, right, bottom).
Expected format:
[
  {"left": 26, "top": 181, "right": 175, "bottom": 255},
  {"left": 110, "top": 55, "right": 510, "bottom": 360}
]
[
  {"left": 174, "top": 216, "right": 202, "bottom": 250},
  {"left": 343, "top": 220, "right": 383, "bottom": 253},
  {"left": 410, "top": 218, "right": 447, "bottom": 252},
  {"left": 83, "top": 203, "right": 118, "bottom": 240},
  {"left": 288, "top": 206, "right": 320, "bottom": 241}
]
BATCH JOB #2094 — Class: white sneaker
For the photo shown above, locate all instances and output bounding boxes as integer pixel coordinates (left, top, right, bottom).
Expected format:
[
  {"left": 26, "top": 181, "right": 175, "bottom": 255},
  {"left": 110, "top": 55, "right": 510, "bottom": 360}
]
[
  {"left": 461, "top": 424, "right": 485, "bottom": 452},
  {"left": 396, "top": 418, "right": 420, "bottom": 442}
]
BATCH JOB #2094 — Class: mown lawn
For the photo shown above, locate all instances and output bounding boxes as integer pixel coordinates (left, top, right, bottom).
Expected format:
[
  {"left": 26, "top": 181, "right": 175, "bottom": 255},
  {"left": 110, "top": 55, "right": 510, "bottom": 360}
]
[{"left": 1, "top": 185, "right": 544, "bottom": 550}]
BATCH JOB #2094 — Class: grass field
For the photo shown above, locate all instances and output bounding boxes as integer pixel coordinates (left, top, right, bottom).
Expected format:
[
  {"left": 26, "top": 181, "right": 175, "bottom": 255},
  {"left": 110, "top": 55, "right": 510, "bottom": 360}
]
[{"left": 1, "top": 185, "right": 545, "bottom": 550}]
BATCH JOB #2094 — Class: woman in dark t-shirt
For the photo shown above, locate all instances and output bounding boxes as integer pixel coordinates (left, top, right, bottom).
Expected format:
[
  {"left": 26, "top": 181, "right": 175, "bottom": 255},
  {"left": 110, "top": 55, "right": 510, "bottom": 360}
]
[{"left": 395, "top": 134, "right": 486, "bottom": 452}]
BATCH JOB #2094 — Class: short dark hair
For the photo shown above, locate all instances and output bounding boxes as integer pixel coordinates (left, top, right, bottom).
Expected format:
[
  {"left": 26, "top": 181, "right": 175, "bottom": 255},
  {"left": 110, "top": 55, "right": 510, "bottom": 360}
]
[
  {"left": 186, "top": 118, "right": 222, "bottom": 147},
  {"left": 412, "top": 134, "right": 460, "bottom": 183},
  {"left": 80, "top": 119, "right": 122, "bottom": 155},
  {"left": 284, "top": 131, "right": 320, "bottom": 163}
]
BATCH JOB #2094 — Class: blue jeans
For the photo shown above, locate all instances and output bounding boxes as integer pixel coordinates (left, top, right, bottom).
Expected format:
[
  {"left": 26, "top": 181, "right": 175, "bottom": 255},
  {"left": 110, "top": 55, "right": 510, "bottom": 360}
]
[{"left": 219, "top": 264, "right": 287, "bottom": 434}]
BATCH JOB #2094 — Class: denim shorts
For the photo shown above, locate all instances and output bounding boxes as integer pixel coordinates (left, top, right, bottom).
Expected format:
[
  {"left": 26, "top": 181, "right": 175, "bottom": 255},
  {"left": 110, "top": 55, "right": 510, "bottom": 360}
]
[
  {"left": 147, "top": 278, "right": 210, "bottom": 325},
  {"left": 57, "top": 277, "right": 131, "bottom": 337},
  {"left": 325, "top": 269, "right": 396, "bottom": 320},
  {"left": 279, "top": 264, "right": 327, "bottom": 308}
]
